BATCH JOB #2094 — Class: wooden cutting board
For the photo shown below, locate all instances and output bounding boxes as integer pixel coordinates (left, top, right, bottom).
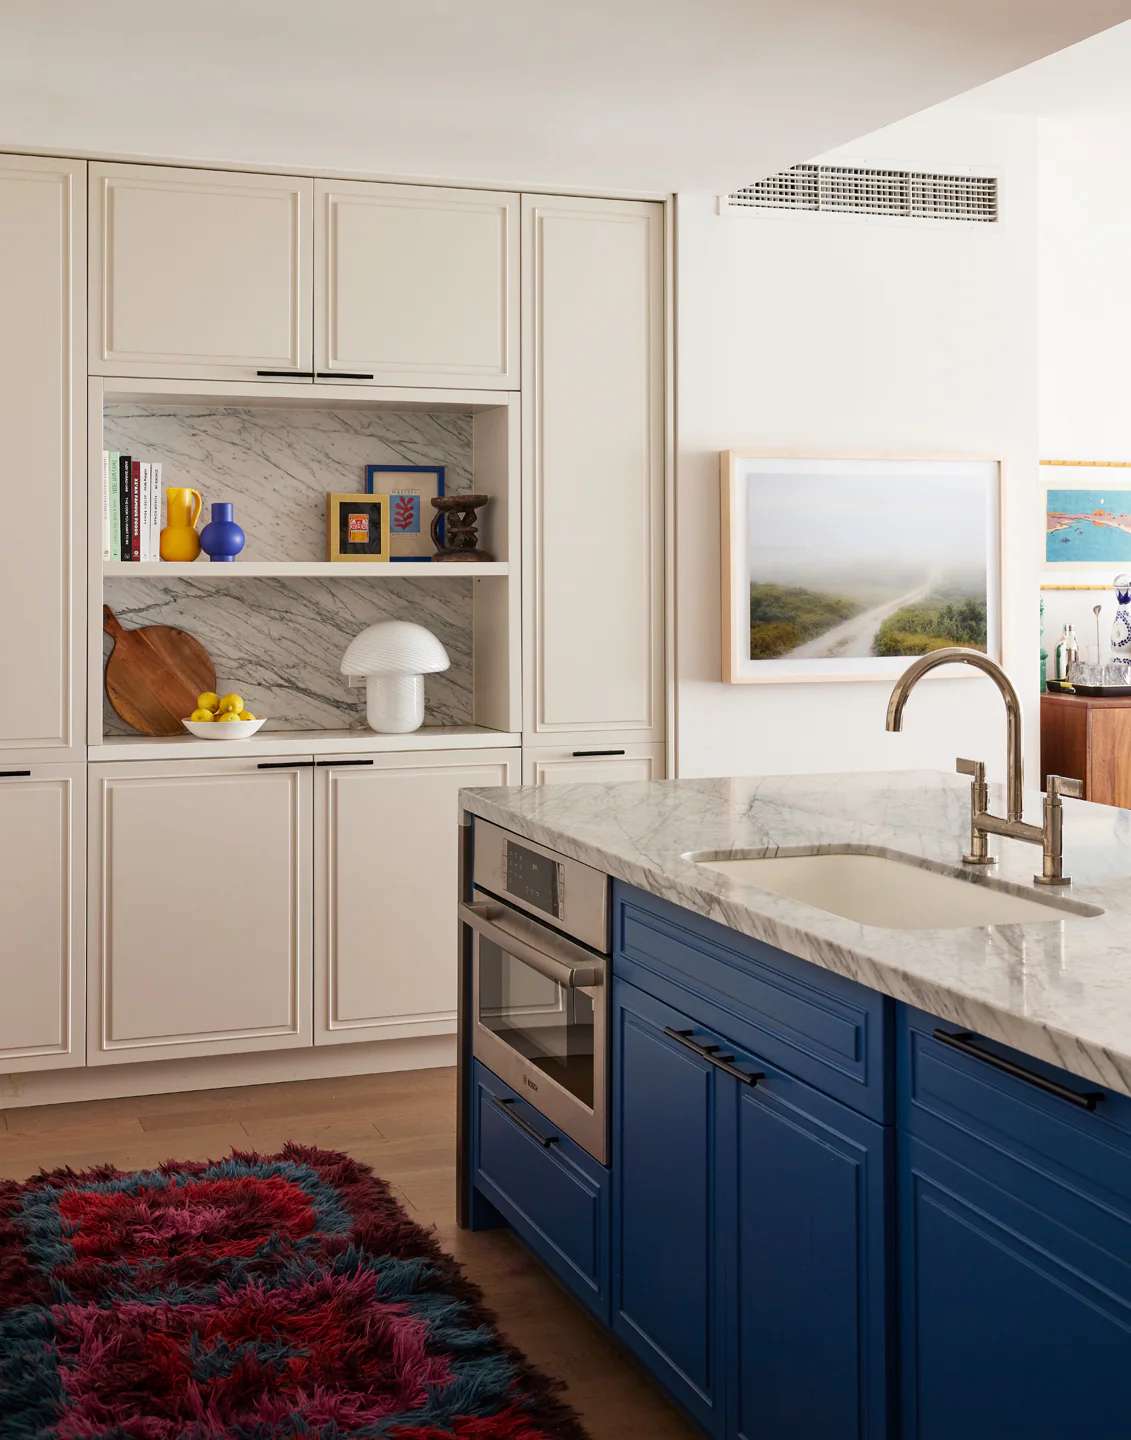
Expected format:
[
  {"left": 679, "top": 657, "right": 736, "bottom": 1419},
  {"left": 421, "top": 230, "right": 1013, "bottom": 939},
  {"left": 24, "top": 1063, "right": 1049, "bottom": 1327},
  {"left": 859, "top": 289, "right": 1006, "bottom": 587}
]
[{"left": 103, "top": 605, "right": 217, "bottom": 736}]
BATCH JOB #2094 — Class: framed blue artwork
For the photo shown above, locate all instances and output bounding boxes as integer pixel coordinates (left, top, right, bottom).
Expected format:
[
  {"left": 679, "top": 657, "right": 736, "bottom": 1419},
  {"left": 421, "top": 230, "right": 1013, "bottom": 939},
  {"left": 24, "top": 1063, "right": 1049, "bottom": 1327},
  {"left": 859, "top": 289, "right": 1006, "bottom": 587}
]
[
  {"left": 365, "top": 464, "right": 446, "bottom": 560},
  {"left": 1043, "top": 461, "right": 1131, "bottom": 573}
]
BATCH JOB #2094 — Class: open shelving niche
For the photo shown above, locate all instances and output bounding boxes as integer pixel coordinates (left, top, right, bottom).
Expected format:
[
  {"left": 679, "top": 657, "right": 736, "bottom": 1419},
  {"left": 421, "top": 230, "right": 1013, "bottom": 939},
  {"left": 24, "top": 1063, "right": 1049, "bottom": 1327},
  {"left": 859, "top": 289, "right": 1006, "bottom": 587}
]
[{"left": 87, "top": 377, "right": 520, "bottom": 760}]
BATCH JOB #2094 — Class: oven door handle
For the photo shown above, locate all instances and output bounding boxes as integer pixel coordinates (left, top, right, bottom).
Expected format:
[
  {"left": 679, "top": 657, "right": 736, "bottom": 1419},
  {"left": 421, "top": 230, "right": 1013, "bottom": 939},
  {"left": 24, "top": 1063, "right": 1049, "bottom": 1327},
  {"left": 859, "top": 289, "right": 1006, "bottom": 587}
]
[{"left": 459, "top": 901, "right": 604, "bottom": 989}]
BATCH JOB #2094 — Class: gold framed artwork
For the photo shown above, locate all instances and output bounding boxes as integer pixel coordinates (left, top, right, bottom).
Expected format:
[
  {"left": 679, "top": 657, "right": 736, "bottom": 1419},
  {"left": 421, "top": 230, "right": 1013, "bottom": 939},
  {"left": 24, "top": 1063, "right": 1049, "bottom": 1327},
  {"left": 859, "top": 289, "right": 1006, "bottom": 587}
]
[
  {"left": 1042, "top": 459, "right": 1131, "bottom": 582},
  {"left": 326, "top": 492, "right": 391, "bottom": 562},
  {"left": 720, "top": 451, "right": 1002, "bottom": 684}
]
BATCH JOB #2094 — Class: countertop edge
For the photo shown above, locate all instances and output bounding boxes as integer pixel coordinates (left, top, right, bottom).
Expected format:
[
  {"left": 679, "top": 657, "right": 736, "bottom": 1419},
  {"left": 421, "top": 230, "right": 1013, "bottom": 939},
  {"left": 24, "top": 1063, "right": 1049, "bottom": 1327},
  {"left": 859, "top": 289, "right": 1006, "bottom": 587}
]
[{"left": 460, "top": 791, "right": 1131, "bottom": 1101}]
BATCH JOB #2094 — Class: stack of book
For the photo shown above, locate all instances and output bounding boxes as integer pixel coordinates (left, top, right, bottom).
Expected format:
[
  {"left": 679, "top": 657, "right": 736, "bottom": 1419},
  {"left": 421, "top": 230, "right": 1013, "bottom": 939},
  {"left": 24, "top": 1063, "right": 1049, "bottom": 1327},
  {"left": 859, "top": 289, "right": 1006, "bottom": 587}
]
[{"left": 102, "top": 451, "right": 164, "bottom": 562}]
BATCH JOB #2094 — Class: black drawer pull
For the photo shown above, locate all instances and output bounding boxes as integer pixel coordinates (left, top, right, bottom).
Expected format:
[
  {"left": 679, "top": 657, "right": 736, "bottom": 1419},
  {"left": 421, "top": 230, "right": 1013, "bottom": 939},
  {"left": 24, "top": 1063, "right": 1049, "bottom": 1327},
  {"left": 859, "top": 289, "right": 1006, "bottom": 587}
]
[
  {"left": 933, "top": 1029, "right": 1104, "bottom": 1112},
  {"left": 256, "top": 760, "right": 315, "bottom": 770},
  {"left": 0, "top": 769, "right": 32, "bottom": 778},
  {"left": 571, "top": 749, "right": 626, "bottom": 758},
  {"left": 316, "top": 371, "right": 375, "bottom": 380},
  {"left": 256, "top": 369, "right": 315, "bottom": 378},
  {"left": 492, "top": 1096, "right": 558, "bottom": 1147},
  {"left": 315, "top": 758, "right": 375, "bottom": 767},
  {"left": 665, "top": 1027, "right": 764, "bottom": 1087}
]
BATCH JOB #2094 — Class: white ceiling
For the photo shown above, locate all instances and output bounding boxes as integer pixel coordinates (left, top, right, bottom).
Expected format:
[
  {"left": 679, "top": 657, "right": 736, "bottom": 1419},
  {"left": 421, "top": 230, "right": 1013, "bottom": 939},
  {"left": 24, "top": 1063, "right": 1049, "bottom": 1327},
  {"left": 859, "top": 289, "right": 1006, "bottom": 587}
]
[
  {"left": 3, "top": 0, "right": 1131, "bottom": 191},
  {"left": 958, "top": 19, "right": 1131, "bottom": 119}
]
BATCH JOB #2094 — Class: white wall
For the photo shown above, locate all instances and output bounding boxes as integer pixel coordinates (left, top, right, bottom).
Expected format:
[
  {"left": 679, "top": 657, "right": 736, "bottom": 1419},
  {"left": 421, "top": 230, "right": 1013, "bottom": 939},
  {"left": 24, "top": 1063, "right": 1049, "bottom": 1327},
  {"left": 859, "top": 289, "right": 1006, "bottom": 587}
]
[
  {"left": 675, "top": 105, "right": 1041, "bottom": 784},
  {"left": 1034, "top": 115, "right": 1131, "bottom": 661}
]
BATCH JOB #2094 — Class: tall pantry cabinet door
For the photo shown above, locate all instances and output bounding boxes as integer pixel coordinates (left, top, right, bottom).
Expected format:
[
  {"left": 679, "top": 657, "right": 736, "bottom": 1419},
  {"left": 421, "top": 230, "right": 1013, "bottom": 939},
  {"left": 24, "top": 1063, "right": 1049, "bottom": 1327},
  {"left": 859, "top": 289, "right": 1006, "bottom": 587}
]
[
  {"left": 314, "top": 181, "right": 519, "bottom": 387},
  {"left": 0, "top": 766, "right": 85, "bottom": 1072},
  {"left": 522, "top": 194, "right": 665, "bottom": 745},
  {"left": 313, "top": 749, "right": 517, "bottom": 1045},
  {"left": 90, "top": 163, "right": 314, "bottom": 381},
  {"left": 0, "top": 157, "right": 85, "bottom": 763},
  {"left": 88, "top": 759, "right": 314, "bottom": 1064}
]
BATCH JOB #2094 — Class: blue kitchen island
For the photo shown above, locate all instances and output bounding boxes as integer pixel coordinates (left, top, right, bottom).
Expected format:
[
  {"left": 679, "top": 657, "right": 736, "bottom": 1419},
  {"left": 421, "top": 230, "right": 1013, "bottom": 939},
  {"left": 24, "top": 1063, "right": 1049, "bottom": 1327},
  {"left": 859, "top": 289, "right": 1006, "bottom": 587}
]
[{"left": 457, "top": 772, "right": 1131, "bottom": 1440}]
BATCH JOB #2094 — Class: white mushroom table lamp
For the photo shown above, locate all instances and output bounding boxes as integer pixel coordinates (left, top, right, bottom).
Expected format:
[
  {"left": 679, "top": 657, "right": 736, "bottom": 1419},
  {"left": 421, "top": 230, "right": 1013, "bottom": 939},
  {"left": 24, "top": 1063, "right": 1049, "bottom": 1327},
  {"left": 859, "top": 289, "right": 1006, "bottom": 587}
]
[{"left": 340, "top": 620, "right": 451, "bottom": 734}]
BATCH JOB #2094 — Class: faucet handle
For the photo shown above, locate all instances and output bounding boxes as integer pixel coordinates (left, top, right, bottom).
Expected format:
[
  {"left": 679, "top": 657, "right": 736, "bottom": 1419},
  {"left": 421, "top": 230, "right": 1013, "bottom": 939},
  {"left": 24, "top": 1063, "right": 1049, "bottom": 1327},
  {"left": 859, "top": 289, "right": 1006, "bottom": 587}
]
[
  {"left": 955, "top": 756, "right": 986, "bottom": 781},
  {"left": 1047, "top": 774, "right": 1084, "bottom": 802}
]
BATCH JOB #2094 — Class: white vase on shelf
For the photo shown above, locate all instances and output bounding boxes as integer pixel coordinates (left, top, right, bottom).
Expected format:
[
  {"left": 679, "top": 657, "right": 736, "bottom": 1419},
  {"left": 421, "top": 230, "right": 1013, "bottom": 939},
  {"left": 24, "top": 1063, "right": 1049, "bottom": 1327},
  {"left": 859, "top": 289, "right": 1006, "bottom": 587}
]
[{"left": 340, "top": 620, "right": 450, "bottom": 734}]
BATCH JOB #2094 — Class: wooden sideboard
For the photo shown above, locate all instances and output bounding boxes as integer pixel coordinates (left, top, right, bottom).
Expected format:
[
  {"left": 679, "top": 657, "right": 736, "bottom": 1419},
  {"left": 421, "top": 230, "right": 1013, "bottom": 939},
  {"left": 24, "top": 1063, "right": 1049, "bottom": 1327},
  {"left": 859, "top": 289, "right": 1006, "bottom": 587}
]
[{"left": 1040, "top": 692, "right": 1131, "bottom": 808}]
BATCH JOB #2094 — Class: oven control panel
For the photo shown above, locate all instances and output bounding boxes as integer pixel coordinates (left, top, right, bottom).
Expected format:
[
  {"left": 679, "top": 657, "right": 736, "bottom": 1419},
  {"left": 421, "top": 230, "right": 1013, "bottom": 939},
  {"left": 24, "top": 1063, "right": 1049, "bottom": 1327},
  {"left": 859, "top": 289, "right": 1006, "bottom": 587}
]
[{"left": 472, "top": 818, "right": 609, "bottom": 954}]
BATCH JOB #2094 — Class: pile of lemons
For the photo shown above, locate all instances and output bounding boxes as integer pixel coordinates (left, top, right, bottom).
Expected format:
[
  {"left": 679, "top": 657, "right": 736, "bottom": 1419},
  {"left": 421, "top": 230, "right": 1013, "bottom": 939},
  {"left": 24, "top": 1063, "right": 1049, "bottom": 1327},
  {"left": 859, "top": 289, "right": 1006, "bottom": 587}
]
[{"left": 189, "top": 691, "right": 257, "bottom": 724}]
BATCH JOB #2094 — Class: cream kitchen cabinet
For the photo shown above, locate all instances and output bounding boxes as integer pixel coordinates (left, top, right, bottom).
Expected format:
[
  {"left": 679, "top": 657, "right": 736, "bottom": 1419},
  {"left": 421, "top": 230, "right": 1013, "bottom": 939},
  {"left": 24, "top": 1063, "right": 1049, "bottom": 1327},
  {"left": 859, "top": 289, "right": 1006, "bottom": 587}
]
[
  {"left": 314, "top": 749, "right": 517, "bottom": 1045},
  {"left": 90, "top": 163, "right": 314, "bottom": 381},
  {"left": 523, "top": 743, "right": 665, "bottom": 785},
  {"left": 0, "top": 156, "right": 85, "bottom": 763},
  {"left": 0, "top": 766, "right": 85, "bottom": 1072},
  {"left": 314, "top": 180, "right": 519, "bottom": 388},
  {"left": 88, "top": 758, "right": 313, "bottom": 1064},
  {"left": 522, "top": 194, "right": 665, "bottom": 747}
]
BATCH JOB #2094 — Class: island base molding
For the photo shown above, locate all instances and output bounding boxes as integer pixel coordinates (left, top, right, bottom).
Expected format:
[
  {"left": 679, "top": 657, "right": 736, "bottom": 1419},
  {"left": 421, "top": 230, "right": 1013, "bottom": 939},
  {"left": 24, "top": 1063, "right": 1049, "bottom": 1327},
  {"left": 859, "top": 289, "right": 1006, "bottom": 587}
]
[{"left": 0, "top": 1034, "right": 453, "bottom": 1111}]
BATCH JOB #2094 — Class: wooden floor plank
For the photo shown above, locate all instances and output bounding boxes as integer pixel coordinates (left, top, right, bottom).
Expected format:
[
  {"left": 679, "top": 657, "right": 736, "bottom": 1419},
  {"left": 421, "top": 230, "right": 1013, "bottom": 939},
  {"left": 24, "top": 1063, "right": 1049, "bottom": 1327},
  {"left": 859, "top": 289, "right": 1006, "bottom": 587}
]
[{"left": 0, "top": 1068, "right": 698, "bottom": 1440}]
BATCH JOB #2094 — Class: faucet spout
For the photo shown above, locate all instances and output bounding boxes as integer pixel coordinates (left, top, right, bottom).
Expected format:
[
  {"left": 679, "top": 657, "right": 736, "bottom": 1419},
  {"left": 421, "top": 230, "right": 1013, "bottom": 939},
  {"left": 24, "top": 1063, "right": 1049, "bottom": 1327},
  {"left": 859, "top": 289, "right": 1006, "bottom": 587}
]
[{"left": 885, "top": 647, "right": 1024, "bottom": 822}]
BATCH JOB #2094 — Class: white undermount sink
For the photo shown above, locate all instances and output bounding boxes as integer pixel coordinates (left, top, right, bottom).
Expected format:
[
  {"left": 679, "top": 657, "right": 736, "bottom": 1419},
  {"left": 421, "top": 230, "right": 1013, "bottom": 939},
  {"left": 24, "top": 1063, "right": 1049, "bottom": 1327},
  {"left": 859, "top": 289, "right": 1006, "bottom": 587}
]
[{"left": 687, "top": 849, "right": 1103, "bottom": 930}]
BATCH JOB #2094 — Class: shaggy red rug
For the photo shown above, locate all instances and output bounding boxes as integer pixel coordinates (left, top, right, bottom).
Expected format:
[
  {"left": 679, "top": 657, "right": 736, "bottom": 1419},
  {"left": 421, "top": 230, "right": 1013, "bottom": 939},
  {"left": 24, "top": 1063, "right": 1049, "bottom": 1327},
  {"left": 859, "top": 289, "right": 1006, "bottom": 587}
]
[{"left": 0, "top": 1144, "right": 590, "bottom": 1439}]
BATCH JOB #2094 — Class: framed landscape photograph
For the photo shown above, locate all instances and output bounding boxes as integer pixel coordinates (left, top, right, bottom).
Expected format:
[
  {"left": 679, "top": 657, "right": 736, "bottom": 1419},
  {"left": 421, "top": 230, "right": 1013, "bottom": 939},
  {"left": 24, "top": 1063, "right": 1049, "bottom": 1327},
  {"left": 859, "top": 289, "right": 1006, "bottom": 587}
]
[
  {"left": 720, "top": 452, "right": 1001, "bottom": 684},
  {"left": 365, "top": 463, "right": 445, "bottom": 560},
  {"left": 1042, "top": 460, "right": 1131, "bottom": 578}
]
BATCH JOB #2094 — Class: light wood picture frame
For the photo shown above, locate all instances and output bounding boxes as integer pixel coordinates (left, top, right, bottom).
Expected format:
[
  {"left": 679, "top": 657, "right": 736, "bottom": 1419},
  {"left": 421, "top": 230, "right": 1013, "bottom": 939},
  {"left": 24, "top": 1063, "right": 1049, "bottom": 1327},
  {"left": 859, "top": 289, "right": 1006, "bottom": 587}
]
[
  {"left": 720, "top": 451, "right": 1002, "bottom": 684},
  {"left": 327, "top": 492, "right": 392, "bottom": 562},
  {"left": 1041, "top": 459, "right": 1131, "bottom": 583}
]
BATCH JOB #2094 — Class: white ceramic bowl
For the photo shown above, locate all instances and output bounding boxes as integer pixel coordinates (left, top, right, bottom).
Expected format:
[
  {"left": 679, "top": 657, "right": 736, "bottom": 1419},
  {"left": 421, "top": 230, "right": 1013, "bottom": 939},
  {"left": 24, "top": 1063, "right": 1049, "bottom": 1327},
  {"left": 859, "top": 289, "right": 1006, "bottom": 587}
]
[{"left": 182, "top": 717, "right": 267, "bottom": 740}]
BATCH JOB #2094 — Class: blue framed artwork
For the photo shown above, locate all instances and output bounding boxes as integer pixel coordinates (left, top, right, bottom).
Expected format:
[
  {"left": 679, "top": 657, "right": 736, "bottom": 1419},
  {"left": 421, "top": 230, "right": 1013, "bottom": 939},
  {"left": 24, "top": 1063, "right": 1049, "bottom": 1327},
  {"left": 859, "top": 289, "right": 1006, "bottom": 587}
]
[
  {"left": 1043, "top": 461, "right": 1131, "bottom": 571},
  {"left": 364, "top": 464, "right": 446, "bottom": 560}
]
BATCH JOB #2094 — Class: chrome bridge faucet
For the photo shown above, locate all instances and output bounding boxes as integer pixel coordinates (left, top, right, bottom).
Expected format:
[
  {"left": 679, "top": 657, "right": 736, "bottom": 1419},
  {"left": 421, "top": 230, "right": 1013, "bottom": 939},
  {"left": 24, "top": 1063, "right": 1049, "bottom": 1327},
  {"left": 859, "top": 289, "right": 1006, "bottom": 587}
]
[{"left": 885, "top": 647, "right": 1082, "bottom": 886}]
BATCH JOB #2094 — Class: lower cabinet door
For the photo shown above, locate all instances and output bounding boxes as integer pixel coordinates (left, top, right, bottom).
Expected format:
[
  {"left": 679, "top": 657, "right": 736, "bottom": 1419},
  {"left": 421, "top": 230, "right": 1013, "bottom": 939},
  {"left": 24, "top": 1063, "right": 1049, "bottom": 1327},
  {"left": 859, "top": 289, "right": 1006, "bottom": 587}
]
[
  {"left": 730, "top": 1062, "right": 890, "bottom": 1440},
  {"left": 88, "top": 758, "right": 313, "bottom": 1063},
  {"left": 0, "top": 765, "right": 85, "bottom": 1071},
  {"left": 612, "top": 980, "right": 728, "bottom": 1437},
  {"left": 314, "top": 749, "right": 517, "bottom": 1044},
  {"left": 900, "top": 1131, "right": 1131, "bottom": 1440},
  {"left": 523, "top": 742, "right": 665, "bottom": 785}
]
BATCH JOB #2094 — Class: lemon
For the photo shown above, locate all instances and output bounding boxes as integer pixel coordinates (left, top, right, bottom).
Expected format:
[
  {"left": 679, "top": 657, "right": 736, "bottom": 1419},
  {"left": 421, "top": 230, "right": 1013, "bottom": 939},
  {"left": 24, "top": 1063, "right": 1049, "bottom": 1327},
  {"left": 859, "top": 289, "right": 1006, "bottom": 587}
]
[
  {"left": 189, "top": 708, "right": 215, "bottom": 722},
  {"left": 238, "top": 711, "right": 255, "bottom": 721},
  {"left": 218, "top": 693, "right": 245, "bottom": 714},
  {"left": 197, "top": 691, "right": 220, "bottom": 712},
  {"left": 217, "top": 711, "right": 243, "bottom": 723}
]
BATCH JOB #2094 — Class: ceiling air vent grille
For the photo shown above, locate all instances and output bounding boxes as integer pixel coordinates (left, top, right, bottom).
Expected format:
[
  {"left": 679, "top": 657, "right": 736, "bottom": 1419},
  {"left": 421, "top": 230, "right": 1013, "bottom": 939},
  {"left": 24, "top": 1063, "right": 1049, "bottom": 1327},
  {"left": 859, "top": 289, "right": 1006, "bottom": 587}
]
[{"left": 728, "top": 164, "right": 998, "bottom": 223}]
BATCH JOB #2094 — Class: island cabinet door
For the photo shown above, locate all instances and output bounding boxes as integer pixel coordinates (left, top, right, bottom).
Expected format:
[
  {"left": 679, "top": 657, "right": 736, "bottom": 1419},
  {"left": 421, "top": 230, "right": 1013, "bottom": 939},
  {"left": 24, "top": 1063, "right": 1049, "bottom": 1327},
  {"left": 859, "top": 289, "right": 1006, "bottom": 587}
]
[
  {"left": 612, "top": 979, "right": 729, "bottom": 1438},
  {"left": 899, "top": 1010, "right": 1131, "bottom": 1440},
  {"left": 729, "top": 1065, "right": 891, "bottom": 1440},
  {"left": 313, "top": 749, "right": 517, "bottom": 1045},
  {"left": 88, "top": 758, "right": 314, "bottom": 1064}
]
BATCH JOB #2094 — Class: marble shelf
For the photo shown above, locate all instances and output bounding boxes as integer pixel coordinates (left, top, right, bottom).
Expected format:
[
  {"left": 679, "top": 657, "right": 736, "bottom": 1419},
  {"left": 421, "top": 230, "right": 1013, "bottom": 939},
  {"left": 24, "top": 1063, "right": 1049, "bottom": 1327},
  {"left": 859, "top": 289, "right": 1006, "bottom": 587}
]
[
  {"left": 103, "top": 561, "right": 509, "bottom": 578},
  {"left": 90, "top": 725, "right": 521, "bottom": 762}
]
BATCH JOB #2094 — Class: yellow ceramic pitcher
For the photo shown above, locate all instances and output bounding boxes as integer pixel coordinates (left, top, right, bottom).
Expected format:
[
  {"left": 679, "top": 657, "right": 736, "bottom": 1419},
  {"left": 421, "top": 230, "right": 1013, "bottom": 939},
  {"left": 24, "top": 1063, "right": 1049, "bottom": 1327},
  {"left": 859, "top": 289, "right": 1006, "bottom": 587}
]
[{"left": 160, "top": 487, "right": 204, "bottom": 561}]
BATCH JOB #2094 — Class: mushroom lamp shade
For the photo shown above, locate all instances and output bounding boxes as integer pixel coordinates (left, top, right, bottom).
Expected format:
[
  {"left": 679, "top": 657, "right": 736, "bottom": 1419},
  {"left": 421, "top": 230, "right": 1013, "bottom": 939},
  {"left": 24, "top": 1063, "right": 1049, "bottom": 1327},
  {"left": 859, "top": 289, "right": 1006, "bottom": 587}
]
[{"left": 340, "top": 620, "right": 450, "bottom": 734}]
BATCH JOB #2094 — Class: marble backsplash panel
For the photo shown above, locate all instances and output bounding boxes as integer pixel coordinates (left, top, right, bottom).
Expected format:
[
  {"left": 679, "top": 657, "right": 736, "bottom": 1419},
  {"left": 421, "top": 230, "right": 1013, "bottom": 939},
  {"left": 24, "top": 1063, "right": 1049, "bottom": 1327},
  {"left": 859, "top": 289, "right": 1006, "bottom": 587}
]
[
  {"left": 102, "top": 404, "right": 473, "bottom": 561},
  {"left": 103, "top": 576, "right": 473, "bottom": 734}
]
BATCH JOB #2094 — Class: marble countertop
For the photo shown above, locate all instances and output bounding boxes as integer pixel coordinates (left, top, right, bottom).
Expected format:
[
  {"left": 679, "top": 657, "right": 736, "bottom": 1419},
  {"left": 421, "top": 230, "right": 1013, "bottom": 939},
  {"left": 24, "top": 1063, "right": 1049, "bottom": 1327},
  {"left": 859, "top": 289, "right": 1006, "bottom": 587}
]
[{"left": 460, "top": 770, "right": 1131, "bottom": 1098}]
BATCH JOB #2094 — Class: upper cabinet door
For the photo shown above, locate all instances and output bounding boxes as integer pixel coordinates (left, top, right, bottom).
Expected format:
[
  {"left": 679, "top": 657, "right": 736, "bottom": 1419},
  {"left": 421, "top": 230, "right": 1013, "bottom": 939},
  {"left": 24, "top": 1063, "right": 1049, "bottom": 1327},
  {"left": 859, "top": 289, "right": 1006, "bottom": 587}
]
[
  {"left": 90, "top": 163, "right": 314, "bottom": 381},
  {"left": 0, "top": 156, "right": 84, "bottom": 762},
  {"left": 314, "top": 180, "right": 519, "bottom": 388},
  {"left": 523, "top": 195, "right": 665, "bottom": 743}
]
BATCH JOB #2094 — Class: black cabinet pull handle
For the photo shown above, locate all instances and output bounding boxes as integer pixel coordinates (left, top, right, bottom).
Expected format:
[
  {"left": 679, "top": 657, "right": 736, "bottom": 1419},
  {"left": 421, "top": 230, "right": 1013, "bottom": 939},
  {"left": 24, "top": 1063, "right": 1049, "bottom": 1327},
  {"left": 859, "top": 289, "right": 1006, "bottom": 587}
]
[
  {"left": 0, "top": 769, "right": 32, "bottom": 778},
  {"left": 315, "top": 758, "right": 375, "bottom": 767},
  {"left": 571, "top": 749, "right": 627, "bottom": 758},
  {"left": 256, "top": 369, "right": 315, "bottom": 378},
  {"left": 933, "top": 1028, "right": 1104, "bottom": 1112},
  {"left": 492, "top": 1096, "right": 558, "bottom": 1147},
  {"left": 664, "top": 1027, "right": 764, "bottom": 1087},
  {"left": 256, "top": 760, "right": 316, "bottom": 770},
  {"left": 316, "top": 371, "right": 375, "bottom": 380}
]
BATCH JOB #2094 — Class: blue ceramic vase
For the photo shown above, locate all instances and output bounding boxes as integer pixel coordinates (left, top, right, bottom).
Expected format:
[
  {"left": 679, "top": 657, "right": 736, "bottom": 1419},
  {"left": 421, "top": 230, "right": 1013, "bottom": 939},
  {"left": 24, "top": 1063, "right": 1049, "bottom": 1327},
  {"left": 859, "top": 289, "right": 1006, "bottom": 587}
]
[{"left": 199, "top": 502, "right": 245, "bottom": 562}]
